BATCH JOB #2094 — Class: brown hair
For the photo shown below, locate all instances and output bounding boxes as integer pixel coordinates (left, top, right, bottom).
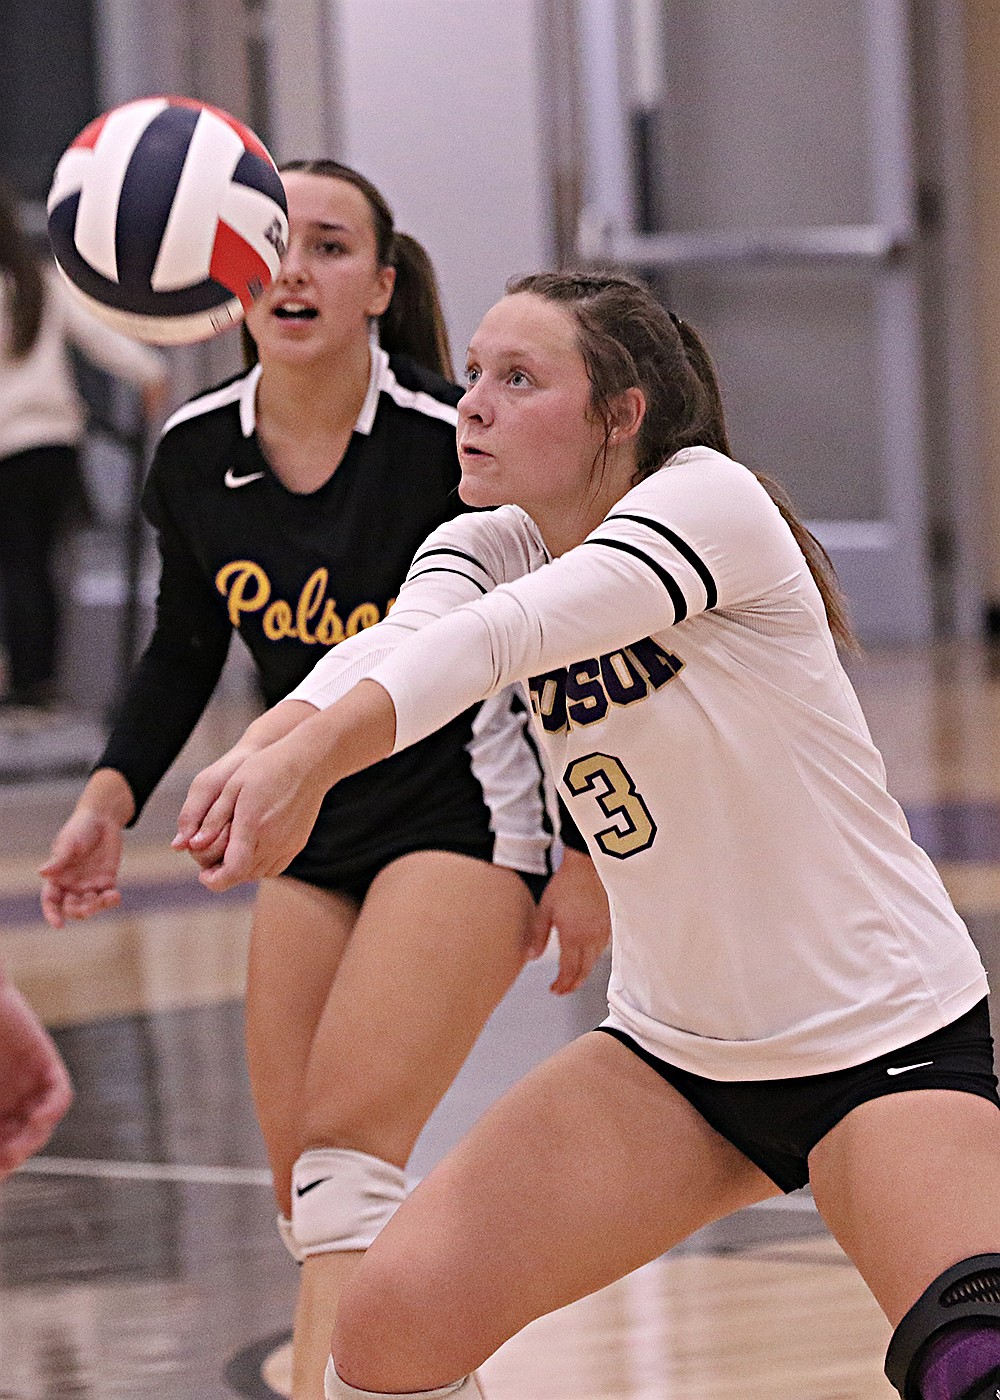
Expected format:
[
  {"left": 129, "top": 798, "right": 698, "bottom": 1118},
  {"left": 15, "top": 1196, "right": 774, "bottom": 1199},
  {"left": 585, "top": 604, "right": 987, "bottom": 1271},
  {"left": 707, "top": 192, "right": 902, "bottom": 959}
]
[
  {"left": 243, "top": 159, "right": 454, "bottom": 380},
  {"left": 0, "top": 180, "right": 44, "bottom": 360},
  {"left": 505, "top": 269, "right": 855, "bottom": 649}
]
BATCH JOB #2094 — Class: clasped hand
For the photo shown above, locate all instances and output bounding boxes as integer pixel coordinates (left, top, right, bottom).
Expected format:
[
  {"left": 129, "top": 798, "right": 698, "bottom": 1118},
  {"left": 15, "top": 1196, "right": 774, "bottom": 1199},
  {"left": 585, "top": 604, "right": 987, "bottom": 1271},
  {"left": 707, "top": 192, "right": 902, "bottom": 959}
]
[{"left": 174, "top": 735, "right": 329, "bottom": 889}]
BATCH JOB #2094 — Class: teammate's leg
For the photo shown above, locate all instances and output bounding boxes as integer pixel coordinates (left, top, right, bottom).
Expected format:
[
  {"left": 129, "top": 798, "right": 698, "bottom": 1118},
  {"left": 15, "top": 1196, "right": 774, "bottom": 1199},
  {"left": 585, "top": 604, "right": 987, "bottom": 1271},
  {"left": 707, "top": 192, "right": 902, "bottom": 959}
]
[
  {"left": 290, "top": 850, "right": 537, "bottom": 1399},
  {"left": 809, "top": 1090, "right": 1000, "bottom": 1397},
  {"left": 244, "top": 875, "right": 361, "bottom": 1224},
  {"left": 329, "top": 1030, "right": 781, "bottom": 1395}
]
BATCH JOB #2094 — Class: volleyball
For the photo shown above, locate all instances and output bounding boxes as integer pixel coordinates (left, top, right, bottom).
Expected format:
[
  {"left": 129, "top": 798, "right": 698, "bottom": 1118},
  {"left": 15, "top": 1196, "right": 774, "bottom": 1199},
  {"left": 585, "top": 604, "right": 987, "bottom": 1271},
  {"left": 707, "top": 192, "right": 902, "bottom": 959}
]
[{"left": 46, "top": 96, "right": 288, "bottom": 345}]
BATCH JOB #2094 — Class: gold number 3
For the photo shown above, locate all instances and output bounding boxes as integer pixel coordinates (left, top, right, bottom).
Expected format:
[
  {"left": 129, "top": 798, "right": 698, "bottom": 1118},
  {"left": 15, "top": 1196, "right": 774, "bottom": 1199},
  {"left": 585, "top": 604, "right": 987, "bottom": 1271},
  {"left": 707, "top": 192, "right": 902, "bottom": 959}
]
[{"left": 563, "top": 753, "right": 657, "bottom": 859}]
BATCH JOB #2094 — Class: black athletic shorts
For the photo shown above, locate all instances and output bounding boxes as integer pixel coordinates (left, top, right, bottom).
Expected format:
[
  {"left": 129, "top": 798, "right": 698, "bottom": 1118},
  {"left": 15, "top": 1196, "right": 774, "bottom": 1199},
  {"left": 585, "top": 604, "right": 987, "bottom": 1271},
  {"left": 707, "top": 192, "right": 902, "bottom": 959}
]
[
  {"left": 597, "top": 999, "right": 1000, "bottom": 1193},
  {"left": 291, "top": 846, "right": 550, "bottom": 907}
]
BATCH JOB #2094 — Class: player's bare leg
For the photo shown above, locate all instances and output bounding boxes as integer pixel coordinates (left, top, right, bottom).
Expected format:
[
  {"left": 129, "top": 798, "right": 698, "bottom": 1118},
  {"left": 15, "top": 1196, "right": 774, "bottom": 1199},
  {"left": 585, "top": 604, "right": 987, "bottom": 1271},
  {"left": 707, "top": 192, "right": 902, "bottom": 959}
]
[
  {"left": 810, "top": 1090, "right": 1000, "bottom": 1396},
  {"left": 291, "top": 851, "right": 536, "bottom": 1399},
  {"left": 246, "top": 876, "right": 360, "bottom": 1222},
  {"left": 329, "top": 1030, "right": 781, "bottom": 1395},
  {"left": 245, "top": 877, "right": 362, "bottom": 1396}
]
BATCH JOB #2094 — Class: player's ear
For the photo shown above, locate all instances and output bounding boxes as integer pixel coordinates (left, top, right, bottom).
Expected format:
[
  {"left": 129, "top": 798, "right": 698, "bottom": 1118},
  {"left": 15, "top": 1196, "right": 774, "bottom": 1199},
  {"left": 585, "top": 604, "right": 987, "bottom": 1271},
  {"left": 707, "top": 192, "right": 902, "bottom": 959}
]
[
  {"left": 609, "top": 387, "right": 646, "bottom": 445},
  {"left": 368, "top": 263, "right": 396, "bottom": 318}
]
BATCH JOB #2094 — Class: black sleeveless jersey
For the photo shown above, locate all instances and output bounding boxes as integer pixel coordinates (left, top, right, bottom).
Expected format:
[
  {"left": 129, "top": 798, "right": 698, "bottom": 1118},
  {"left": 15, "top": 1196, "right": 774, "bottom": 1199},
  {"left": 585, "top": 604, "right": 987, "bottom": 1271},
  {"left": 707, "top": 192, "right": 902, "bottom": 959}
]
[{"left": 98, "top": 349, "right": 557, "bottom": 884}]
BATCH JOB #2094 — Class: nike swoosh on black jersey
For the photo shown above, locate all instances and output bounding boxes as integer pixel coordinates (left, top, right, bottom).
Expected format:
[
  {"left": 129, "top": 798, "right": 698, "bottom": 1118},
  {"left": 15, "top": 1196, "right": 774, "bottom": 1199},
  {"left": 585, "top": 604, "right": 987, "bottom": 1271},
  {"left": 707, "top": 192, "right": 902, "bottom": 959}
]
[
  {"left": 224, "top": 468, "right": 265, "bottom": 488},
  {"left": 295, "top": 1176, "right": 331, "bottom": 1196}
]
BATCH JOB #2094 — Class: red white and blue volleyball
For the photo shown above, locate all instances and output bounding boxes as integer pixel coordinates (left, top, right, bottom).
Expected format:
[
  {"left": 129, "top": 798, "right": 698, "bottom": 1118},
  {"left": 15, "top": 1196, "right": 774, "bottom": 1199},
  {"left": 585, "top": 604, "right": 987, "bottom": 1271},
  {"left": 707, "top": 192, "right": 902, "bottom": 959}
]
[{"left": 46, "top": 96, "right": 288, "bottom": 345}]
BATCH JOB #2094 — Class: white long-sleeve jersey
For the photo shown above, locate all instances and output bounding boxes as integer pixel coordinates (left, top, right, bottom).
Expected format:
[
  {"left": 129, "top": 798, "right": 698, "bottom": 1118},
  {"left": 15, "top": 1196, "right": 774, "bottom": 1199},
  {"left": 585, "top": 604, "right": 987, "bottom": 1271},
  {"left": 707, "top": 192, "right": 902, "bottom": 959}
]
[
  {"left": 0, "top": 268, "right": 165, "bottom": 462},
  {"left": 290, "top": 447, "right": 987, "bottom": 1080}
]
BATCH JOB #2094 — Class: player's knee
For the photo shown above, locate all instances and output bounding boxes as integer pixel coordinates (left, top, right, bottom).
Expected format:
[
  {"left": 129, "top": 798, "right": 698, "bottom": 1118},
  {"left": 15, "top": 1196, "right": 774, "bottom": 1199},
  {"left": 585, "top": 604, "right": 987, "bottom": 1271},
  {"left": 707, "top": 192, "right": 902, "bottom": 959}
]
[
  {"left": 298, "top": 1097, "right": 418, "bottom": 1164},
  {"left": 885, "top": 1253, "right": 1000, "bottom": 1398},
  {"left": 277, "top": 1147, "right": 408, "bottom": 1262},
  {"left": 334, "top": 1241, "right": 491, "bottom": 1385}
]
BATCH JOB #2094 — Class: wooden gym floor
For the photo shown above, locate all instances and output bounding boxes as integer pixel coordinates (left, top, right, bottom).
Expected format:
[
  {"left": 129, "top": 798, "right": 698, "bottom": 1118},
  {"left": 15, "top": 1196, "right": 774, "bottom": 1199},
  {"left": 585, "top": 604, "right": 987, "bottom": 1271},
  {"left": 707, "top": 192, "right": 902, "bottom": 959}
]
[{"left": 2, "top": 641, "right": 999, "bottom": 1399}]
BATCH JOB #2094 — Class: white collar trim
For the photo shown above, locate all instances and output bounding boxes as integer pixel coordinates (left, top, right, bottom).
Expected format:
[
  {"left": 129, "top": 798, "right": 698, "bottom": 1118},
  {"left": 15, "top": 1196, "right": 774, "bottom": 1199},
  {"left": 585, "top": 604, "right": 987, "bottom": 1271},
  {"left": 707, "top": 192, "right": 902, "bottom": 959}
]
[
  {"left": 240, "top": 344, "right": 386, "bottom": 440},
  {"left": 240, "top": 363, "right": 263, "bottom": 438}
]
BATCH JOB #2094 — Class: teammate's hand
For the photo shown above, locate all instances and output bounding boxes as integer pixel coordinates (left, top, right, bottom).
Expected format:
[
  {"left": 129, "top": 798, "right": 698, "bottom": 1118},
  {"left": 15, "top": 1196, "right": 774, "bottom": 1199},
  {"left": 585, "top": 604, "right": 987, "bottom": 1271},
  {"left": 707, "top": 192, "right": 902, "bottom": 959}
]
[
  {"left": 38, "top": 808, "right": 125, "bottom": 928},
  {"left": 528, "top": 848, "right": 611, "bottom": 995},
  {"left": 176, "top": 738, "right": 330, "bottom": 891},
  {"left": 0, "top": 976, "right": 73, "bottom": 1176}
]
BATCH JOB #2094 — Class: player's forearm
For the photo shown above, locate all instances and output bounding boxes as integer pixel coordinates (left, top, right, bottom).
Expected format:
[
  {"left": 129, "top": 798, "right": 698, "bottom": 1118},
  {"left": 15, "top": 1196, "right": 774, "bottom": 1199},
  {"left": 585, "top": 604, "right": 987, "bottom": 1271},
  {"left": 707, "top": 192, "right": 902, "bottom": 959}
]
[
  {"left": 277, "top": 680, "right": 397, "bottom": 789},
  {"left": 240, "top": 698, "right": 319, "bottom": 751},
  {"left": 75, "top": 768, "right": 137, "bottom": 828}
]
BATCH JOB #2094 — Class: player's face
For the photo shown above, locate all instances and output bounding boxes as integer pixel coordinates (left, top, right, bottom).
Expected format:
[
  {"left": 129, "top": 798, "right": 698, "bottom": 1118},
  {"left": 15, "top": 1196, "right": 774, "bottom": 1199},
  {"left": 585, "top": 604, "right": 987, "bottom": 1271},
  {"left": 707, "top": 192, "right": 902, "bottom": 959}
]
[
  {"left": 458, "top": 294, "right": 615, "bottom": 543},
  {"left": 245, "top": 171, "right": 395, "bottom": 364}
]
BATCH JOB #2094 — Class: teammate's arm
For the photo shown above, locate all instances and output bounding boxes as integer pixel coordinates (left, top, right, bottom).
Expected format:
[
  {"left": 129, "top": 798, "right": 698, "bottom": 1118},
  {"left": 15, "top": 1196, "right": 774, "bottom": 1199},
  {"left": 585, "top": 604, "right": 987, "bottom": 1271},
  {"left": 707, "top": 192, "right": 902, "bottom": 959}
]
[{"left": 40, "top": 467, "right": 232, "bottom": 926}]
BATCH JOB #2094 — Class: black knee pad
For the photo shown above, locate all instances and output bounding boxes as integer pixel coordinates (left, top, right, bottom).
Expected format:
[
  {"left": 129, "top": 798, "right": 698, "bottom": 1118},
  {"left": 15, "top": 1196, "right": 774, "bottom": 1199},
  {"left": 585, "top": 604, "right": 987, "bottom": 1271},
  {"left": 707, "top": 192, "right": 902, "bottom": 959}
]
[{"left": 885, "top": 1254, "right": 1000, "bottom": 1397}]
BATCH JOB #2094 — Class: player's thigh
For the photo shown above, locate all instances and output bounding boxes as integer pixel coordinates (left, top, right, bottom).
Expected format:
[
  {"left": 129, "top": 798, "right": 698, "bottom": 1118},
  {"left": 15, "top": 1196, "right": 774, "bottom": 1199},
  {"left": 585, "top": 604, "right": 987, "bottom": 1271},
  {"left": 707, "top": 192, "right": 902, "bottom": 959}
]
[
  {"left": 809, "top": 1088, "right": 1000, "bottom": 1325},
  {"left": 334, "top": 1029, "right": 779, "bottom": 1389},
  {"left": 245, "top": 877, "right": 359, "bottom": 1175},
  {"left": 299, "top": 850, "right": 535, "bottom": 1160}
]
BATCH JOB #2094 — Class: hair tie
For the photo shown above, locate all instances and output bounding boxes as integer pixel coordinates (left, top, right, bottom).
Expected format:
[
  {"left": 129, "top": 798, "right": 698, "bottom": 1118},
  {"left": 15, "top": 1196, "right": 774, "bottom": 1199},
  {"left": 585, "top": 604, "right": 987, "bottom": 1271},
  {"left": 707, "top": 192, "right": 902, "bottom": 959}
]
[{"left": 668, "top": 311, "right": 684, "bottom": 331}]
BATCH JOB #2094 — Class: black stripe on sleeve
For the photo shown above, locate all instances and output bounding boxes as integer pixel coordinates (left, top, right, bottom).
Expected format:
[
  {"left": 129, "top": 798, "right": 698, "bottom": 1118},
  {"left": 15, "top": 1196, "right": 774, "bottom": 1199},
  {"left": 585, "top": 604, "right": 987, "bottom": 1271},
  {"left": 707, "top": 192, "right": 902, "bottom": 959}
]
[
  {"left": 410, "top": 545, "right": 491, "bottom": 576},
  {"left": 581, "top": 538, "right": 687, "bottom": 623},
  {"left": 406, "top": 566, "right": 489, "bottom": 594},
  {"left": 606, "top": 512, "right": 718, "bottom": 609}
]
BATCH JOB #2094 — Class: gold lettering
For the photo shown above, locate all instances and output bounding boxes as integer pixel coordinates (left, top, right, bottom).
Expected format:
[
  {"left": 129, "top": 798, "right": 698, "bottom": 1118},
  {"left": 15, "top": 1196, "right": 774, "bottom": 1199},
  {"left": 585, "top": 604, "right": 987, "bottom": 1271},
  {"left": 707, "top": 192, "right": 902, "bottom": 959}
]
[
  {"left": 296, "top": 568, "right": 329, "bottom": 644},
  {"left": 263, "top": 600, "right": 296, "bottom": 640},
  {"left": 214, "top": 558, "right": 385, "bottom": 647},
  {"left": 216, "top": 560, "right": 270, "bottom": 629},
  {"left": 315, "top": 601, "right": 346, "bottom": 646}
]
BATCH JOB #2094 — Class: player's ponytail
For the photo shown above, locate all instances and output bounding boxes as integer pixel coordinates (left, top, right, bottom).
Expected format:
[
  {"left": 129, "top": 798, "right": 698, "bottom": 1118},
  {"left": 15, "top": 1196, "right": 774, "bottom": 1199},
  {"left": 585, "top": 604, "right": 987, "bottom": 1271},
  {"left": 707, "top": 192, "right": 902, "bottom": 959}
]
[
  {"left": 674, "top": 317, "right": 856, "bottom": 651},
  {"left": 242, "top": 160, "right": 454, "bottom": 381},
  {"left": 508, "top": 269, "right": 856, "bottom": 650},
  {"left": 378, "top": 231, "right": 454, "bottom": 380}
]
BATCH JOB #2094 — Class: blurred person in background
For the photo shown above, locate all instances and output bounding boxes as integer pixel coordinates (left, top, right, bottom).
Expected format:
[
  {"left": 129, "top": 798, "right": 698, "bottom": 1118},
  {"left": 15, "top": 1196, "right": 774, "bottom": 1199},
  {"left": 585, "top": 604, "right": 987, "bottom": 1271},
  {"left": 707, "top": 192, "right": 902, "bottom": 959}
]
[{"left": 0, "top": 179, "right": 167, "bottom": 714}]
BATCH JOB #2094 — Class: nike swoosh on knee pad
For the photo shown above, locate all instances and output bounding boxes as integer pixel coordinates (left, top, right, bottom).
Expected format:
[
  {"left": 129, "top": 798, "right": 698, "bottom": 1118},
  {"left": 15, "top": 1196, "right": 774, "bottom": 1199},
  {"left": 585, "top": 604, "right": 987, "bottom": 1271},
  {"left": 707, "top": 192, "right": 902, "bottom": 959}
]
[{"left": 295, "top": 1177, "right": 331, "bottom": 1196}]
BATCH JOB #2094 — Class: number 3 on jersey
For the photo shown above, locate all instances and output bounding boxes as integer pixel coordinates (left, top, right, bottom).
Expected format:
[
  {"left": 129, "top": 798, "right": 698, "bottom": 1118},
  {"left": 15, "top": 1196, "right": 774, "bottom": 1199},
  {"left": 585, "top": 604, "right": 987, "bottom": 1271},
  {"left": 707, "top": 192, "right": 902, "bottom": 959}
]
[{"left": 563, "top": 753, "right": 657, "bottom": 859}]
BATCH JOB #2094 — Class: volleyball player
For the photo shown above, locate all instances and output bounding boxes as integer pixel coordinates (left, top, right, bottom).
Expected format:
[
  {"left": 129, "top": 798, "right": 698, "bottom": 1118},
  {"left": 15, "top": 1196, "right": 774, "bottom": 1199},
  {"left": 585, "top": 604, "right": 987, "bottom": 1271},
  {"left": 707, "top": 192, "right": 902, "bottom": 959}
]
[
  {"left": 39, "top": 178, "right": 609, "bottom": 1399},
  {"left": 177, "top": 270, "right": 1000, "bottom": 1400}
]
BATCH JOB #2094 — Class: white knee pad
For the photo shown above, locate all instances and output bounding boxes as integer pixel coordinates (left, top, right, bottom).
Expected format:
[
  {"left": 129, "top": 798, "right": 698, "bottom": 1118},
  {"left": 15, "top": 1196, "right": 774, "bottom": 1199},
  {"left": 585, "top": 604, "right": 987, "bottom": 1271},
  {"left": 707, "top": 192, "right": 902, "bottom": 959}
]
[
  {"left": 276, "top": 1211, "right": 303, "bottom": 1263},
  {"left": 324, "top": 1356, "right": 482, "bottom": 1398},
  {"left": 290, "top": 1147, "right": 408, "bottom": 1257}
]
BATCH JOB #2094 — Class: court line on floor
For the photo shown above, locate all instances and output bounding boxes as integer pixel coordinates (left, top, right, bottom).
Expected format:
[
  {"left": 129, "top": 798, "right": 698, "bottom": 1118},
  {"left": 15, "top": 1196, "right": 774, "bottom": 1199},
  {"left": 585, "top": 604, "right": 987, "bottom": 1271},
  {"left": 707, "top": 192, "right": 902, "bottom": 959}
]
[
  {"left": 17, "top": 1155, "right": 818, "bottom": 1213},
  {"left": 18, "top": 1155, "right": 272, "bottom": 1186}
]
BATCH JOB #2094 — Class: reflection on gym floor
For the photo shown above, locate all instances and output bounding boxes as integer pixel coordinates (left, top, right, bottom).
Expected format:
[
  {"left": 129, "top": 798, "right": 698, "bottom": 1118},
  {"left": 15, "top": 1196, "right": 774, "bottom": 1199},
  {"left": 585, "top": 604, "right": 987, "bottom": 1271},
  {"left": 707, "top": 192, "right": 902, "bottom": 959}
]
[{"left": 2, "top": 643, "right": 999, "bottom": 1398}]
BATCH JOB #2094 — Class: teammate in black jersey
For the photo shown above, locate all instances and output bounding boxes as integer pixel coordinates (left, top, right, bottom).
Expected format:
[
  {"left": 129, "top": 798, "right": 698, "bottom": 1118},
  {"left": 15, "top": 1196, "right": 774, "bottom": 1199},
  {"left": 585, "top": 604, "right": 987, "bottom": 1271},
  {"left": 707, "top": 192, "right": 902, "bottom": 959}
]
[
  {"left": 39, "top": 166, "right": 609, "bottom": 1399},
  {"left": 179, "top": 271, "right": 1000, "bottom": 1400}
]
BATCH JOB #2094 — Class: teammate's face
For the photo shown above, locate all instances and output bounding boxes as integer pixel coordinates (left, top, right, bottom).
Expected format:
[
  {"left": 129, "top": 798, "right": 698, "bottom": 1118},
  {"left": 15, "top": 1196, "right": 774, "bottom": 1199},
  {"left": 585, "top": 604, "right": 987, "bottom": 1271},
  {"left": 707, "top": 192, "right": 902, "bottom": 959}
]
[
  {"left": 458, "top": 294, "right": 626, "bottom": 548},
  {"left": 245, "top": 171, "right": 395, "bottom": 364}
]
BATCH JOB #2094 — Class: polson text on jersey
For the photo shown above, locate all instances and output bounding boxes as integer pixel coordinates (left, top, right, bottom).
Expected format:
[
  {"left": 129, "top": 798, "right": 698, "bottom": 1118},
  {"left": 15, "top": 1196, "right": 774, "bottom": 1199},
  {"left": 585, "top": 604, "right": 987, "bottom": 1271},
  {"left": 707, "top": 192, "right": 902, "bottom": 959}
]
[
  {"left": 216, "top": 561, "right": 391, "bottom": 645},
  {"left": 528, "top": 636, "right": 684, "bottom": 734}
]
